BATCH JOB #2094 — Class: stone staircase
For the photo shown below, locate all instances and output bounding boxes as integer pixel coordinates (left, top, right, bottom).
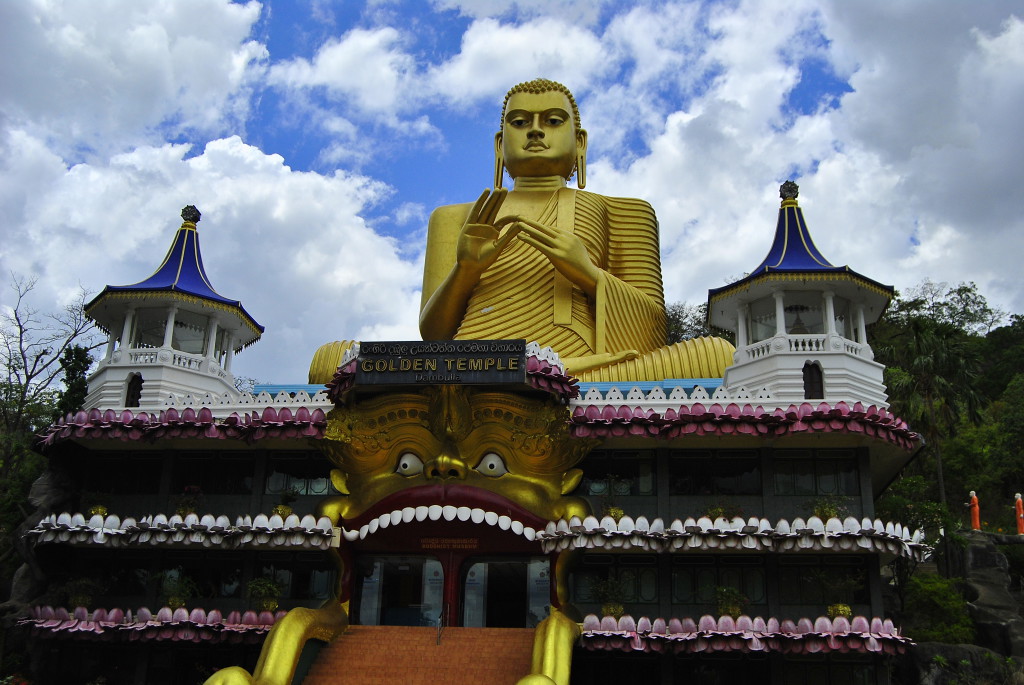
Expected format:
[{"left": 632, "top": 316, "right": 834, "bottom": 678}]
[{"left": 302, "top": 625, "right": 536, "bottom": 685}]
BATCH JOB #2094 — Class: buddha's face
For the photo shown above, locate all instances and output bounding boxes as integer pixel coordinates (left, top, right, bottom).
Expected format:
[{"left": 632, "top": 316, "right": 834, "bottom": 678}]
[{"left": 498, "top": 91, "right": 587, "bottom": 180}]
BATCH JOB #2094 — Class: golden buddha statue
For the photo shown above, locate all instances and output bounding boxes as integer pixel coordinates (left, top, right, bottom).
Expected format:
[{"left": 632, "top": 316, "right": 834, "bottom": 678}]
[
  {"left": 418, "top": 78, "right": 732, "bottom": 381},
  {"left": 309, "top": 79, "right": 731, "bottom": 383}
]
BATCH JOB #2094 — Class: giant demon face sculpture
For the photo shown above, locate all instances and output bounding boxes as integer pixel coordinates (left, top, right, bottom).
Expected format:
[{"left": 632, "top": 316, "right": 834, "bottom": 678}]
[{"left": 318, "top": 386, "right": 595, "bottom": 540}]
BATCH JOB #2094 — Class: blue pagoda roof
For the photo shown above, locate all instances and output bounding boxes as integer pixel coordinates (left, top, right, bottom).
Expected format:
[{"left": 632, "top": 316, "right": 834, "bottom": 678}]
[
  {"left": 709, "top": 182, "right": 893, "bottom": 302},
  {"left": 86, "top": 207, "right": 263, "bottom": 343}
]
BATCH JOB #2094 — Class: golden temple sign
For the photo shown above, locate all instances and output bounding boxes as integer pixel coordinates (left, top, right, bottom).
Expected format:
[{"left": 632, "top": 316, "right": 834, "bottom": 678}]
[{"left": 355, "top": 339, "right": 526, "bottom": 385}]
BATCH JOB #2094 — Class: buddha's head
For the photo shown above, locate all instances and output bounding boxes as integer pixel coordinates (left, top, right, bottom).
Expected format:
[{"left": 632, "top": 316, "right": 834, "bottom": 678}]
[
  {"left": 317, "top": 386, "right": 595, "bottom": 541},
  {"left": 495, "top": 78, "right": 588, "bottom": 187}
]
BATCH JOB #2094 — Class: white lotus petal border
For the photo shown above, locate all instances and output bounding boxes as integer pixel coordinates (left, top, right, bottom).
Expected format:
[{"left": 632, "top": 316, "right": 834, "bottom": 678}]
[
  {"left": 25, "top": 512, "right": 337, "bottom": 550},
  {"left": 538, "top": 515, "right": 931, "bottom": 561}
]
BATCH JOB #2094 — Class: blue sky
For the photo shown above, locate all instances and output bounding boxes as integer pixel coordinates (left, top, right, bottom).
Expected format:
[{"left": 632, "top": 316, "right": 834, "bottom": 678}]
[{"left": 1, "top": 1, "right": 1022, "bottom": 384}]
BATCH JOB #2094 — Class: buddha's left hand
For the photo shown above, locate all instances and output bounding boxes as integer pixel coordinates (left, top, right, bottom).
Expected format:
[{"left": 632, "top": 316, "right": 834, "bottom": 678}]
[{"left": 497, "top": 215, "right": 600, "bottom": 297}]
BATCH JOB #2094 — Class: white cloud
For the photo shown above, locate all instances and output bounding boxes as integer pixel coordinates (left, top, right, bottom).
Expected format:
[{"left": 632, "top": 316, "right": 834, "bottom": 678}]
[
  {"left": 0, "top": 0, "right": 267, "bottom": 157},
  {"left": 427, "top": 18, "right": 608, "bottom": 104},
  {"left": 0, "top": 133, "right": 421, "bottom": 383},
  {"left": 430, "top": 0, "right": 614, "bottom": 26},
  {"left": 268, "top": 26, "right": 417, "bottom": 119}
]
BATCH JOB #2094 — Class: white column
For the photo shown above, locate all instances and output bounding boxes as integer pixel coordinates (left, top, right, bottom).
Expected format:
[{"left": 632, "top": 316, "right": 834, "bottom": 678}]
[
  {"left": 225, "top": 336, "right": 235, "bottom": 372},
  {"left": 823, "top": 291, "right": 836, "bottom": 335},
  {"left": 103, "top": 330, "right": 116, "bottom": 362},
  {"left": 119, "top": 309, "right": 135, "bottom": 349},
  {"left": 206, "top": 319, "right": 219, "bottom": 358},
  {"left": 736, "top": 304, "right": 749, "bottom": 348},
  {"left": 162, "top": 307, "right": 177, "bottom": 348},
  {"left": 856, "top": 304, "right": 868, "bottom": 343},
  {"left": 773, "top": 291, "right": 786, "bottom": 336}
]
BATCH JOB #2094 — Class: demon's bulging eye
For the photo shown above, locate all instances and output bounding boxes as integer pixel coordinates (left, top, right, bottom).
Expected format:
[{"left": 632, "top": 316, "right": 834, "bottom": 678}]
[
  {"left": 476, "top": 452, "right": 508, "bottom": 477},
  {"left": 396, "top": 452, "right": 424, "bottom": 476}
]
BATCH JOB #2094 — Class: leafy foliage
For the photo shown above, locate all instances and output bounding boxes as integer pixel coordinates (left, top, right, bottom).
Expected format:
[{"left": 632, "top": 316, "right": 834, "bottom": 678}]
[
  {"left": 53, "top": 345, "right": 93, "bottom": 420},
  {"left": 874, "top": 281, "right": 996, "bottom": 504},
  {"left": 0, "top": 277, "right": 99, "bottom": 596},
  {"left": 665, "top": 301, "right": 735, "bottom": 345},
  {"left": 902, "top": 575, "right": 975, "bottom": 644}
]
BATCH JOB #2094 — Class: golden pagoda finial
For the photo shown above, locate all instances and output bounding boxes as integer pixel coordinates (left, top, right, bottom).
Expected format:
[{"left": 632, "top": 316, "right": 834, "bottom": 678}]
[
  {"left": 181, "top": 204, "right": 201, "bottom": 228},
  {"left": 780, "top": 180, "right": 799, "bottom": 207}
]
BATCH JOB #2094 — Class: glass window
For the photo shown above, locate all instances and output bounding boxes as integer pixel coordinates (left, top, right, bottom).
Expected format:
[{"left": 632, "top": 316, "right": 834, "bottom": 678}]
[
  {"left": 84, "top": 455, "right": 161, "bottom": 494},
  {"left": 748, "top": 297, "right": 776, "bottom": 343},
  {"left": 265, "top": 453, "right": 333, "bottom": 496},
  {"left": 833, "top": 296, "right": 853, "bottom": 339},
  {"left": 778, "top": 556, "right": 868, "bottom": 606},
  {"left": 173, "top": 453, "right": 254, "bottom": 495},
  {"left": 784, "top": 293, "right": 825, "bottom": 335},
  {"left": 670, "top": 556, "right": 766, "bottom": 614},
  {"left": 131, "top": 308, "right": 165, "bottom": 348},
  {"left": 773, "top": 451, "right": 859, "bottom": 496},
  {"left": 573, "top": 555, "right": 659, "bottom": 608},
  {"left": 172, "top": 310, "right": 208, "bottom": 355},
  {"left": 257, "top": 552, "right": 334, "bottom": 602},
  {"left": 669, "top": 450, "right": 761, "bottom": 496},
  {"left": 580, "top": 451, "right": 656, "bottom": 497}
]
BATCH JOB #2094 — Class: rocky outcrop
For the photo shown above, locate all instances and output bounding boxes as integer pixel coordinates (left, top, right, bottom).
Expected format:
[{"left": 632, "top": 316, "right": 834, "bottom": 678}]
[{"left": 959, "top": 531, "right": 1024, "bottom": 656}]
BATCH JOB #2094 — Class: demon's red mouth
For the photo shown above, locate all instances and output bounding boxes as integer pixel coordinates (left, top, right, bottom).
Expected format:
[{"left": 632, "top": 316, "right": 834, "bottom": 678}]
[{"left": 339, "top": 483, "right": 547, "bottom": 544}]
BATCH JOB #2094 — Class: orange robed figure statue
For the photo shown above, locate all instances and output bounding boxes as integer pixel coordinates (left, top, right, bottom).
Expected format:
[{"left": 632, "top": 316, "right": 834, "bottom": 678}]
[
  {"left": 1015, "top": 493, "right": 1023, "bottom": 535},
  {"left": 966, "top": 490, "right": 980, "bottom": 531}
]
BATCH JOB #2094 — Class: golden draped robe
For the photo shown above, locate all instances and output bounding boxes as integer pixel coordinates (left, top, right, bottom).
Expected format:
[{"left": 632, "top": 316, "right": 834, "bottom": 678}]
[{"left": 453, "top": 188, "right": 667, "bottom": 360}]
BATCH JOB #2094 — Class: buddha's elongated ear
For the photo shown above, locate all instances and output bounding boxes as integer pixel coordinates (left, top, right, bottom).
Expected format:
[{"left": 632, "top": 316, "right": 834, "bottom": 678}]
[
  {"left": 493, "top": 132, "right": 505, "bottom": 189},
  {"left": 575, "top": 129, "right": 588, "bottom": 189}
]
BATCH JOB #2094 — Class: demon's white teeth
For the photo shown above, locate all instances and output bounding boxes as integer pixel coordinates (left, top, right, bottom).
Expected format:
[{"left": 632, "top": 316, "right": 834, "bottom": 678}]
[{"left": 343, "top": 506, "right": 539, "bottom": 544}]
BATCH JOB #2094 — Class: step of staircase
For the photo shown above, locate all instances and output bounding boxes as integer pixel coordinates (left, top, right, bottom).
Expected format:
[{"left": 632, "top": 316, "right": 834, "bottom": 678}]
[{"left": 302, "top": 625, "right": 536, "bottom": 685}]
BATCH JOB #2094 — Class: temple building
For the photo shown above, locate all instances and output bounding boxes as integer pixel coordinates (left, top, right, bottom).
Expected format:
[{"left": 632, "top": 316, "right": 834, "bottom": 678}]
[
  {"left": 15, "top": 179, "right": 927, "bottom": 684},
  {"left": 11, "top": 71, "right": 930, "bottom": 685}
]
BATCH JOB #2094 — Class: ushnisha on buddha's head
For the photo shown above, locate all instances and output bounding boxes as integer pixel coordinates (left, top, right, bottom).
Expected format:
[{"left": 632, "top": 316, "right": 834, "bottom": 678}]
[{"left": 494, "top": 78, "right": 588, "bottom": 188}]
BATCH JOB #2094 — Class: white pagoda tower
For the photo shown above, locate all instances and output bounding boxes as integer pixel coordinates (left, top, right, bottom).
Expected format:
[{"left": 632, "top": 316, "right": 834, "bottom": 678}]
[
  {"left": 82, "top": 206, "right": 263, "bottom": 410},
  {"left": 708, "top": 181, "right": 892, "bottom": 406}
]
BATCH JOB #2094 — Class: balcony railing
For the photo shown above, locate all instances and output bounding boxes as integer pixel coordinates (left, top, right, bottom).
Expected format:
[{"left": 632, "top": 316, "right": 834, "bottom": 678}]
[{"left": 742, "top": 334, "right": 866, "bottom": 360}]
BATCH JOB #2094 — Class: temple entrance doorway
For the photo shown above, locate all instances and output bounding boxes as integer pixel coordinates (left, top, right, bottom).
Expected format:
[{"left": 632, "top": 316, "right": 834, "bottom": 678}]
[
  {"left": 461, "top": 556, "right": 550, "bottom": 628},
  {"left": 352, "top": 554, "right": 550, "bottom": 628}
]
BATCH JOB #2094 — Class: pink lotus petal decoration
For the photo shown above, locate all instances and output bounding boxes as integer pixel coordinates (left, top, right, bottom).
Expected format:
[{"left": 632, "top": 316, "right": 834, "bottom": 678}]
[{"left": 578, "top": 613, "right": 912, "bottom": 655}]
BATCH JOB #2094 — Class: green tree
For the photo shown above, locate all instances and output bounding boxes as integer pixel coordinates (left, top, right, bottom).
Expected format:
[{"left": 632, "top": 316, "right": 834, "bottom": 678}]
[
  {"left": 0, "top": 277, "right": 98, "bottom": 594},
  {"left": 874, "top": 281, "right": 990, "bottom": 506},
  {"left": 53, "top": 345, "right": 92, "bottom": 421},
  {"left": 665, "top": 301, "right": 734, "bottom": 345}
]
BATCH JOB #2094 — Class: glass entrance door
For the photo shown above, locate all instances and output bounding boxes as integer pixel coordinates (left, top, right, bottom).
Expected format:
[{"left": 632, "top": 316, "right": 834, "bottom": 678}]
[
  {"left": 354, "top": 555, "right": 444, "bottom": 626},
  {"left": 461, "top": 557, "right": 550, "bottom": 628}
]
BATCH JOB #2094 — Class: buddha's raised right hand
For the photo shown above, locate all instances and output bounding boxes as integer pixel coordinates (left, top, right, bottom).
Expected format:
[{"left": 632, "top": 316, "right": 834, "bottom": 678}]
[{"left": 455, "top": 188, "right": 514, "bottom": 274}]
